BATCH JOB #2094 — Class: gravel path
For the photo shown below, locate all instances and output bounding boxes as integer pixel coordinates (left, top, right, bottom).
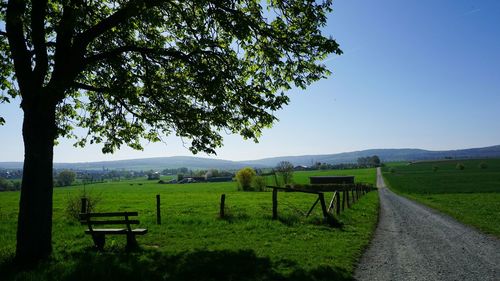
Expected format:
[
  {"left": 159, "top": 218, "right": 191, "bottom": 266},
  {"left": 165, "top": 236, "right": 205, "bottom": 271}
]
[{"left": 354, "top": 168, "right": 500, "bottom": 281}]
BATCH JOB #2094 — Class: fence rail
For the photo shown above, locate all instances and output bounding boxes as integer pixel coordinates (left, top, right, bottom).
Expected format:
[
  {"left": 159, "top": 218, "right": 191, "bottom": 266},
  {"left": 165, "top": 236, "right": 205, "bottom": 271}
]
[{"left": 266, "top": 183, "right": 374, "bottom": 226}]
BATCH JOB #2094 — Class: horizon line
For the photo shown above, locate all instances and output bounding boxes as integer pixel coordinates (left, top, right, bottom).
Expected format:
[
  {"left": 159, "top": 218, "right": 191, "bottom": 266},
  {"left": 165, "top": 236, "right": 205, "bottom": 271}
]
[{"left": 1, "top": 144, "right": 498, "bottom": 164}]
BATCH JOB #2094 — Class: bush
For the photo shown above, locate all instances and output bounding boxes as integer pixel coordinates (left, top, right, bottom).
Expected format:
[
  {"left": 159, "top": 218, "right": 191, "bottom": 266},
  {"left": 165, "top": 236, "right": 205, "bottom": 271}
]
[
  {"left": 236, "top": 167, "right": 256, "bottom": 191},
  {"left": 65, "top": 189, "right": 102, "bottom": 221},
  {"left": 456, "top": 163, "right": 465, "bottom": 170},
  {"left": 177, "top": 174, "right": 184, "bottom": 181},
  {"left": 479, "top": 162, "right": 488, "bottom": 169},
  {"left": 275, "top": 161, "right": 294, "bottom": 186},
  {"left": 0, "top": 177, "right": 14, "bottom": 191},
  {"left": 57, "top": 170, "right": 76, "bottom": 186},
  {"left": 252, "top": 176, "right": 267, "bottom": 192}
]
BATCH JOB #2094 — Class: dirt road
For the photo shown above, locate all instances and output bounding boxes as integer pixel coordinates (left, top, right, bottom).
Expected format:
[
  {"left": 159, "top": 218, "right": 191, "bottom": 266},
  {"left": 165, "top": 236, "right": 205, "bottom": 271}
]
[{"left": 354, "top": 168, "right": 500, "bottom": 281}]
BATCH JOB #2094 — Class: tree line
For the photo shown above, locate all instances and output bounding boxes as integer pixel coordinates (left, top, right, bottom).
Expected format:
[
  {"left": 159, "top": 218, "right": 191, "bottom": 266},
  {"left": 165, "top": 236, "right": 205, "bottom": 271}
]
[{"left": 356, "top": 156, "right": 382, "bottom": 167}]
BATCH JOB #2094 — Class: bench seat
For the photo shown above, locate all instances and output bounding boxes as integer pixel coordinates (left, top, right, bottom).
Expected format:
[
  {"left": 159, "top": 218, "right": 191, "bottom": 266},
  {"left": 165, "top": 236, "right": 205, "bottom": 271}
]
[
  {"left": 80, "top": 211, "right": 148, "bottom": 249},
  {"left": 84, "top": 228, "right": 148, "bottom": 235}
]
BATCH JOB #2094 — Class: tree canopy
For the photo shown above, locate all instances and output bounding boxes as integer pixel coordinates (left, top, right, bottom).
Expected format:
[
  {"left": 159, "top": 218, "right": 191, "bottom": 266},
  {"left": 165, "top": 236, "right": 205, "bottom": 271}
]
[{"left": 0, "top": 0, "right": 341, "bottom": 154}]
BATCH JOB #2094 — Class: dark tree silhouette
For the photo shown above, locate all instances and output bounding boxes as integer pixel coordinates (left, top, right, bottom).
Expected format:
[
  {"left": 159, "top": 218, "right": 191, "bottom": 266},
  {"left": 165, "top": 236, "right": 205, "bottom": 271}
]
[{"left": 0, "top": 0, "right": 341, "bottom": 263}]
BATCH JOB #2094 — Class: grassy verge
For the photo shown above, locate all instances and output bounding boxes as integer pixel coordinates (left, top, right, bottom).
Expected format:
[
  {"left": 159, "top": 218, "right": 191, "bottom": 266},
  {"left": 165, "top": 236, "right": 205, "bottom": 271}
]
[
  {"left": 402, "top": 193, "right": 500, "bottom": 236},
  {"left": 383, "top": 159, "right": 500, "bottom": 237},
  {"left": 0, "top": 168, "right": 378, "bottom": 281}
]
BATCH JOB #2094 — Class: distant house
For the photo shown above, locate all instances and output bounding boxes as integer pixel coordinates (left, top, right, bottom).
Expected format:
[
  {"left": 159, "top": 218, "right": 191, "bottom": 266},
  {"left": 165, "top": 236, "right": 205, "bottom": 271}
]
[
  {"left": 178, "top": 177, "right": 197, "bottom": 184},
  {"left": 294, "top": 165, "right": 309, "bottom": 171},
  {"left": 147, "top": 172, "right": 160, "bottom": 180}
]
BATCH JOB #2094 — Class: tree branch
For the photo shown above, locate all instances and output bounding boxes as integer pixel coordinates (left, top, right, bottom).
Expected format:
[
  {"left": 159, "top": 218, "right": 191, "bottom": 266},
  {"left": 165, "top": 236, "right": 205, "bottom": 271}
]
[
  {"left": 83, "top": 45, "right": 191, "bottom": 66},
  {"left": 74, "top": 0, "right": 153, "bottom": 48},
  {"left": 6, "top": 0, "right": 34, "bottom": 97},
  {"left": 73, "top": 82, "right": 109, "bottom": 93},
  {"left": 50, "top": 1, "right": 82, "bottom": 102},
  {"left": 31, "top": 0, "right": 49, "bottom": 86}
]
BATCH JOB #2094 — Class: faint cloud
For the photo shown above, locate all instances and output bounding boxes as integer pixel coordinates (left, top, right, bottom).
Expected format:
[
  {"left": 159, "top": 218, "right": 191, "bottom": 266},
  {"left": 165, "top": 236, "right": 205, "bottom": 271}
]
[{"left": 463, "top": 8, "right": 481, "bottom": 16}]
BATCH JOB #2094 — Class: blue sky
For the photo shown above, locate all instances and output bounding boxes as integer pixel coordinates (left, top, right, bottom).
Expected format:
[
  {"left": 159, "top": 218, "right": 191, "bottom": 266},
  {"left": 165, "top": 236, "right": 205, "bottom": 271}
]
[{"left": 1, "top": 0, "right": 499, "bottom": 162}]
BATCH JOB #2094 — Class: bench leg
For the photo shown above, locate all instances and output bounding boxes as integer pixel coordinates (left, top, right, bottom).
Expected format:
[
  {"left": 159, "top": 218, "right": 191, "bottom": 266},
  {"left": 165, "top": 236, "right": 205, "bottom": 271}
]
[
  {"left": 92, "top": 233, "right": 105, "bottom": 250},
  {"left": 126, "top": 234, "right": 138, "bottom": 250}
]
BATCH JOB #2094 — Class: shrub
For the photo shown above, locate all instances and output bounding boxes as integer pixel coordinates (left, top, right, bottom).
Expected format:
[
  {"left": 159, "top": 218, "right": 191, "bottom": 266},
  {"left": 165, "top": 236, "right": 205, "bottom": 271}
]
[
  {"left": 65, "top": 189, "right": 102, "bottom": 221},
  {"left": 252, "top": 176, "right": 267, "bottom": 192},
  {"left": 456, "top": 163, "right": 465, "bottom": 170},
  {"left": 479, "top": 162, "right": 488, "bottom": 169},
  {"left": 0, "top": 177, "right": 14, "bottom": 191},
  {"left": 236, "top": 167, "right": 256, "bottom": 191},
  {"left": 275, "top": 161, "right": 294, "bottom": 186},
  {"left": 57, "top": 170, "right": 76, "bottom": 186}
]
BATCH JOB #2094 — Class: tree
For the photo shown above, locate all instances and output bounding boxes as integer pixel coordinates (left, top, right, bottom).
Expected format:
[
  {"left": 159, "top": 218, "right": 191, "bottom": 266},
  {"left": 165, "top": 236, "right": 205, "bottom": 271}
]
[
  {"left": 357, "top": 155, "right": 381, "bottom": 167},
  {"left": 0, "top": 177, "right": 14, "bottom": 190},
  {"left": 0, "top": 0, "right": 341, "bottom": 263},
  {"left": 236, "top": 167, "right": 256, "bottom": 191},
  {"left": 275, "top": 161, "right": 294, "bottom": 186},
  {"left": 252, "top": 175, "right": 267, "bottom": 191},
  {"left": 56, "top": 170, "right": 76, "bottom": 186},
  {"left": 371, "top": 155, "right": 381, "bottom": 166}
]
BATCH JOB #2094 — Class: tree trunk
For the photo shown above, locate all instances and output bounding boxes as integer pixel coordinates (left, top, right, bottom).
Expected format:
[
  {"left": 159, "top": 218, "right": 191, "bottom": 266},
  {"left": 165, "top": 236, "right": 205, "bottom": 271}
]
[{"left": 16, "top": 98, "right": 57, "bottom": 263}]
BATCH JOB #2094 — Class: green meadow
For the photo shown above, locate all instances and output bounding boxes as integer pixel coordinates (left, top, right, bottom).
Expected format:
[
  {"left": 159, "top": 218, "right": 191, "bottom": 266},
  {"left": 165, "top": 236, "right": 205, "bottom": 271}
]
[
  {"left": 383, "top": 159, "right": 500, "bottom": 237},
  {"left": 0, "top": 168, "right": 378, "bottom": 281}
]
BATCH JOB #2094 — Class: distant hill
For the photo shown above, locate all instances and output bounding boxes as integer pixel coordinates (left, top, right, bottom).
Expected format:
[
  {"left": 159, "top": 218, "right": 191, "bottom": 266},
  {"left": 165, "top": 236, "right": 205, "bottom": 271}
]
[
  {"left": 244, "top": 145, "right": 500, "bottom": 167},
  {"left": 1, "top": 145, "right": 499, "bottom": 170},
  {"left": 56, "top": 156, "right": 265, "bottom": 171},
  {"left": 0, "top": 156, "right": 265, "bottom": 171}
]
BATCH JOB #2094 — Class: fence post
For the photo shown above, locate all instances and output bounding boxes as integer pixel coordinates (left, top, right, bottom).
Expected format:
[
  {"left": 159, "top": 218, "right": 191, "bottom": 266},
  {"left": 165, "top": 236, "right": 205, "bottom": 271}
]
[
  {"left": 319, "top": 193, "right": 328, "bottom": 218},
  {"left": 342, "top": 190, "right": 346, "bottom": 211},
  {"left": 336, "top": 191, "right": 341, "bottom": 215},
  {"left": 272, "top": 188, "right": 278, "bottom": 220},
  {"left": 346, "top": 189, "right": 350, "bottom": 208},
  {"left": 220, "top": 194, "right": 226, "bottom": 218},
  {"left": 156, "top": 194, "right": 161, "bottom": 224},
  {"left": 80, "top": 197, "right": 88, "bottom": 214}
]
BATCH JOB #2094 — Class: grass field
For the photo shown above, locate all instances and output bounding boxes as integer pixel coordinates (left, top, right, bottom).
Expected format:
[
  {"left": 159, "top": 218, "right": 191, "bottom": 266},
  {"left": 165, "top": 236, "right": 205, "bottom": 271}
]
[
  {"left": 383, "top": 159, "right": 500, "bottom": 236},
  {"left": 0, "top": 168, "right": 378, "bottom": 281}
]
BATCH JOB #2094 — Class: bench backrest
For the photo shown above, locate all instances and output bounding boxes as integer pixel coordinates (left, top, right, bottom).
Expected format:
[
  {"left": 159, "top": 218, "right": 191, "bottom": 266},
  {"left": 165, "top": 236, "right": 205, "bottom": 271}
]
[{"left": 79, "top": 212, "right": 140, "bottom": 231}]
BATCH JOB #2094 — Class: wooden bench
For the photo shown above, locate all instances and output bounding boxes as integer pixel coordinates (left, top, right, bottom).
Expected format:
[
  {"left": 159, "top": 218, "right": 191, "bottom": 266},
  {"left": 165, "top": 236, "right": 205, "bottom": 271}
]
[{"left": 79, "top": 211, "right": 148, "bottom": 250}]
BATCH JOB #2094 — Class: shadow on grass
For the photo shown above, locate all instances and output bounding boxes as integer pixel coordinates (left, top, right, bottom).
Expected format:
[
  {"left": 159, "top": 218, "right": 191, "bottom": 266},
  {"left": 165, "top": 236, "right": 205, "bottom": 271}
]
[
  {"left": 220, "top": 207, "right": 251, "bottom": 223},
  {"left": 1, "top": 248, "right": 352, "bottom": 281},
  {"left": 278, "top": 213, "right": 343, "bottom": 228}
]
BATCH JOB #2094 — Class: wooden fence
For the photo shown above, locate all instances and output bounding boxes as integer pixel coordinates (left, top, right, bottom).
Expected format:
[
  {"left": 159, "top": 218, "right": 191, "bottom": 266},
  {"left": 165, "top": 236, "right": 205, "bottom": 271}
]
[{"left": 267, "top": 184, "right": 374, "bottom": 225}]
